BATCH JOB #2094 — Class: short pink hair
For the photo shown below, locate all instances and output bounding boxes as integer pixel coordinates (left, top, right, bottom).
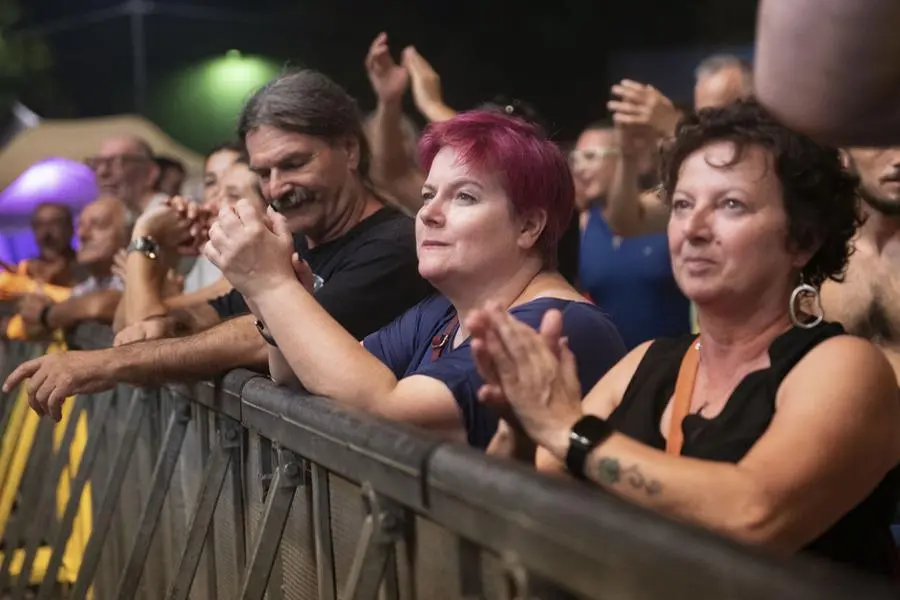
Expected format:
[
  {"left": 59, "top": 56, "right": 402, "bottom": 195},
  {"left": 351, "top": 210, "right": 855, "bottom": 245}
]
[{"left": 417, "top": 110, "right": 575, "bottom": 261}]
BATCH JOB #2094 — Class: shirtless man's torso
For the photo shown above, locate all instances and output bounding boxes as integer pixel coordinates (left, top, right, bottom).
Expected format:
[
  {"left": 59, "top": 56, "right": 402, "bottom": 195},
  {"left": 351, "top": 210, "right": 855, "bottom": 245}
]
[{"left": 822, "top": 147, "right": 900, "bottom": 376}]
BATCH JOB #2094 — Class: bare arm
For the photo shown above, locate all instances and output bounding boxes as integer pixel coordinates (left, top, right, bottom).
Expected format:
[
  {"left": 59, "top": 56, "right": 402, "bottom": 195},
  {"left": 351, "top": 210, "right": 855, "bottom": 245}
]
[
  {"left": 367, "top": 102, "right": 425, "bottom": 214},
  {"left": 46, "top": 290, "right": 122, "bottom": 329},
  {"left": 755, "top": 0, "right": 900, "bottom": 146},
  {"left": 3, "top": 313, "right": 271, "bottom": 416},
  {"left": 121, "top": 250, "right": 171, "bottom": 325},
  {"left": 603, "top": 147, "right": 669, "bottom": 237},
  {"left": 547, "top": 336, "right": 900, "bottom": 553},
  {"left": 254, "top": 279, "right": 462, "bottom": 434},
  {"left": 111, "top": 315, "right": 268, "bottom": 383}
]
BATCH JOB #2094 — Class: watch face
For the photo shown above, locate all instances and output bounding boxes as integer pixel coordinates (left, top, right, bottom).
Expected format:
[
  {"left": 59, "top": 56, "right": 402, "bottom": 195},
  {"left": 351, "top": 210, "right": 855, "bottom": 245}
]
[{"left": 130, "top": 237, "right": 159, "bottom": 257}]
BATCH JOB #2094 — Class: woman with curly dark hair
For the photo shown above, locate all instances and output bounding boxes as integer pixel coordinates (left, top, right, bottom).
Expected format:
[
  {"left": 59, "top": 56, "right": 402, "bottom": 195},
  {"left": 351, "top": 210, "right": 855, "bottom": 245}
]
[{"left": 470, "top": 99, "right": 900, "bottom": 576}]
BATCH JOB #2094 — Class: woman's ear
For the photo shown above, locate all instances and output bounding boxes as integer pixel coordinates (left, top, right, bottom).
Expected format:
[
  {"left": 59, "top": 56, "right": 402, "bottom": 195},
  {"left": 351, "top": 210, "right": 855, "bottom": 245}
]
[{"left": 517, "top": 209, "right": 548, "bottom": 251}]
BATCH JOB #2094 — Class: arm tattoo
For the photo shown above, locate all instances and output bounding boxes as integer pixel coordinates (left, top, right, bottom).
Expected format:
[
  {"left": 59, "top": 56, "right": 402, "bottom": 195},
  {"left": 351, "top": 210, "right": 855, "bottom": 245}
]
[{"left": 594, "top": 457, "right": 662, "bottom": 496}]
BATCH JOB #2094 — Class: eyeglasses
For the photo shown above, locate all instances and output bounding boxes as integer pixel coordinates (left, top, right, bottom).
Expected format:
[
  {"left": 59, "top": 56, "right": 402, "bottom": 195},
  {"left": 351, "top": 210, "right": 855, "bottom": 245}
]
[
  {"left": 84, "top": 154, "right": 151, "bottom": 171},
  {"left": 568, "top": 147, "right": 621, "bottom": 167}
]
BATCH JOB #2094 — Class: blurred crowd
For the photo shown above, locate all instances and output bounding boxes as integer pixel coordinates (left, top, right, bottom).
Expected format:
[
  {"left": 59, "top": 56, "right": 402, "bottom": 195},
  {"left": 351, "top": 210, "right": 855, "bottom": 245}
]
[{"left": 3, "top": 25, "right": 900, "bottom": 583}]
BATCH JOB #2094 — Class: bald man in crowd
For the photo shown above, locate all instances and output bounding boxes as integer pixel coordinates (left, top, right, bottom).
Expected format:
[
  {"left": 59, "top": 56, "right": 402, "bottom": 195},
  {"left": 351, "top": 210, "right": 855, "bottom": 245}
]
[
  {"left": 87, "top": 135, "right": 162, "bottom": 214},
  {"left": 17, "top": 195, "right": 133, "bottom": 334}
]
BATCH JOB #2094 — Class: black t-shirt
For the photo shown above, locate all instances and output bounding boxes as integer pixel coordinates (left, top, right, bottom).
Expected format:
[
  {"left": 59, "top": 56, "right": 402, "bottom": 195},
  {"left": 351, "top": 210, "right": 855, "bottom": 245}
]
[{"left": 208, "top": 208, "right": 434, "bottom": 340}]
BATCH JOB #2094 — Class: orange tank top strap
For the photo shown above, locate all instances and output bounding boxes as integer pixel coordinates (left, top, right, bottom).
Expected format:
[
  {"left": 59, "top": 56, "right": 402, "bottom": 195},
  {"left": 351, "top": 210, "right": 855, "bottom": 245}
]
[{"left": 666, "top": 336, "right": 701, "bottom": 456}]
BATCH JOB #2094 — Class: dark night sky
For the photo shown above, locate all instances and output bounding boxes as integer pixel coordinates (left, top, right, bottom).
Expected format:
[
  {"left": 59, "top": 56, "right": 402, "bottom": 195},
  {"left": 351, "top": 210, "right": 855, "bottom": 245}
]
[{"left": 15, "top": 0, "right": 758, "bottom": 148}]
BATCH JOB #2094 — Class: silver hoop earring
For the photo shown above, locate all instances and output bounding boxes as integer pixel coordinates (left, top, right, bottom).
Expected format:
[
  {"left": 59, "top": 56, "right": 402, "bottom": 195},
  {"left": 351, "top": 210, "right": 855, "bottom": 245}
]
[{"left": 789, "top": 281, "right": 824, "bottom": 329}]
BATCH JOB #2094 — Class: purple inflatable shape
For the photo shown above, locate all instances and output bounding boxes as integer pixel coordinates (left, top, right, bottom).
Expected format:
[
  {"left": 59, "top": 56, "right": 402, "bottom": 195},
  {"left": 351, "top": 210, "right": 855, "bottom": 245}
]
[{"left": 0, "top": 157, "right": 98, "bottom": 265}]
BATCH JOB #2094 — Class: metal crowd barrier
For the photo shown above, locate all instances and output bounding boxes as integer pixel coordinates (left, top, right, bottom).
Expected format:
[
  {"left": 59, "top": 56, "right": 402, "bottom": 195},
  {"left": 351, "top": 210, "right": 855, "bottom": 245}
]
[{"left": 0, "top": 319, "right": 897, "bottom": 600}]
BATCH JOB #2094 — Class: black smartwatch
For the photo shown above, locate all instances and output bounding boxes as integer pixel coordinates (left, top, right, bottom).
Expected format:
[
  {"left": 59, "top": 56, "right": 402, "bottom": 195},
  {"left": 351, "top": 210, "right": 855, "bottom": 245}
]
[
  {"left": 565, "top": 415, "right": 614, "bottom": 480},
  {"left": 255, "top": 319, "right": 278, "bottom": 347}
]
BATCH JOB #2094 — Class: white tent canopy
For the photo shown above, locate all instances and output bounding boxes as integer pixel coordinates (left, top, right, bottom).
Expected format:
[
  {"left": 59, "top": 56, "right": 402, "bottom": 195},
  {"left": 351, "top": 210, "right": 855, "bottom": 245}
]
[{"left": 0, "top": 113, "right": 204, "bottom": 193}]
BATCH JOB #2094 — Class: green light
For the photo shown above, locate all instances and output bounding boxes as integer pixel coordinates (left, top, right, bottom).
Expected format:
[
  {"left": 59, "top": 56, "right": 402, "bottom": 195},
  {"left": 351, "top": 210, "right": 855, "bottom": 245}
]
[
  {"left": 203, "top": 54, "right": 276, "bottom": 102},
  {"left": 151, "top": 51, "right": 282, "bottom": 151}
]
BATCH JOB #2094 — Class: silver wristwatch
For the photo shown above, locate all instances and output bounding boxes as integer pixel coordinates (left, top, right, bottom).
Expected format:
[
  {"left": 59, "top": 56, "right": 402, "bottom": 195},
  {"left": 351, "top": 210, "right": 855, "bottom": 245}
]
[{"left": 127, "top": 236, "right": 160, "bottom": 260}]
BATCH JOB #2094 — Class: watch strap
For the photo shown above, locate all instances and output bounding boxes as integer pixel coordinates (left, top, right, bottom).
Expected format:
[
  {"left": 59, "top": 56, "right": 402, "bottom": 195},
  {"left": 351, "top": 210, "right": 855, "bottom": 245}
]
[
  {"left": 255, "top": 319, "right": 278, "bottom": 347},
  {"left": 565, "top": 415, "right": 614, "bottom": 480}
]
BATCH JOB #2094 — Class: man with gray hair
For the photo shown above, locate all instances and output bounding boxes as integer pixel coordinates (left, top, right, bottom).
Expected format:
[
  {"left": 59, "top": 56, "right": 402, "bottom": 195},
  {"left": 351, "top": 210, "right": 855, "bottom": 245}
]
[
  {"left": 694, "top": 54, "right": 753, "bottom": 110},
  {"left": 4, "top": 69, "right": 432, "bottom": 409}
]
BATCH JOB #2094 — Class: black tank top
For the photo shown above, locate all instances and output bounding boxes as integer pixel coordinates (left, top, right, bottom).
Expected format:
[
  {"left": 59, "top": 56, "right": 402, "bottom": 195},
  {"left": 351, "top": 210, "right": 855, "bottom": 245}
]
[{"left": 608, "top": 321, "right": 900, "bottom": 576}]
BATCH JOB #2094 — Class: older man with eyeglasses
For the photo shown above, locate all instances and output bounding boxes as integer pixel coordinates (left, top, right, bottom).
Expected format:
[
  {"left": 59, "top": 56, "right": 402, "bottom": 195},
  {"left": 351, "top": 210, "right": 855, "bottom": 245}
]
[{"left": 85, "top": 135, "right": 164, "bottom": 214}]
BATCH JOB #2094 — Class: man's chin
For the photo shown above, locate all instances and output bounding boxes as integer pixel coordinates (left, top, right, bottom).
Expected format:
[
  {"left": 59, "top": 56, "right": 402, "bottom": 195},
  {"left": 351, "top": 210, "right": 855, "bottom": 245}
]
[
  {"left": 278, "top": 206, "right": 315, "bottom": 234},
  {"left": 862, "top": 193, "right": 900, "bottom": 217}
]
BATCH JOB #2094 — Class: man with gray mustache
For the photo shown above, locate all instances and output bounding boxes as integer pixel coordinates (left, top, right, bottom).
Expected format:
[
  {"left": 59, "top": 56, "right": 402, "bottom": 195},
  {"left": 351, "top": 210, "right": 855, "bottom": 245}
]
[
  {"left": 4, "top": 70, "right": 432, "bottom": 399},
  {"left": 821, "top": 146, "right": 900, "bottom": 380}
]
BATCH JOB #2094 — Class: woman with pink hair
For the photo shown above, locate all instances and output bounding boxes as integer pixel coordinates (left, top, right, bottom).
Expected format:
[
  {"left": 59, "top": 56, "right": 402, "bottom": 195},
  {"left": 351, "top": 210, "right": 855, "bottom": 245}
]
[{"left": 205, "top": 111, "right": 625, "bottom": 448}]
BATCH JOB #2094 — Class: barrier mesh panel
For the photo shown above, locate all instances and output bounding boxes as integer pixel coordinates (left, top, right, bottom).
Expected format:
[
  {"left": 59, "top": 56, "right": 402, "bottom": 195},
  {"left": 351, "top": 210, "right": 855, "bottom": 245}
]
[
  {"left": 276, "top": 478, "right": 319, "bottom": 600},
  {"left": 326, "top": 473, "right": 366, "bottom": 600},
  {"left": 212, "top": 410, "right": 242, "bottom": 599}
]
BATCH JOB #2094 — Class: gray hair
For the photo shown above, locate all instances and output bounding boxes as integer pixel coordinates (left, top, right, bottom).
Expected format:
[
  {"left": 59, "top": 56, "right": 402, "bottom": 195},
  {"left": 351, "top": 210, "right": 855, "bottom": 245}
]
[
  {"left": 238, "top": 69, "right": 371, "bottom": 179},
  {"left": 695, "top": 54, "right": 753, "bottom": 94}
]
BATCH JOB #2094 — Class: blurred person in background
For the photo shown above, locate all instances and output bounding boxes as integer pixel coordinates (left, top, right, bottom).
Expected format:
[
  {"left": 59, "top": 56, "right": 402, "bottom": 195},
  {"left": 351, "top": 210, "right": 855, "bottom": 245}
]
[
  {"left": 154, "top": 156, "right": 186, "bottom": 196},
  {"left": 473, "top": 100, "right": 900, "bottom": 577},
  {"left": 363, "top": 32, "right": 424, "bottom": 214},
  {"left": 112, "top": 142, "right": 244, "bottom": 333},
  {"left": 755, "top": 0, "right": 900, "bottom": 147},
  {"left": 3, "top": 70, "right": 432, "bottom": 412},
  {"left": 113, "top": 154, "right": 262, "bottom": 341},
  {"left": 693, "top": 55, "right": 753, "bottom": 111},
  {"left": 573, "top": 120, "right": 690, "bottom": 348},
  {"left": 89, "top": 134, "right": 218, "bottom": 292},
  {"left": 87, "top": 135, "right": 160, "bottom": 214},
  {"left": 0, "top": 203, "right": 81, "bottom": 340},
  {"left": 16, "top": 203, "right": 80, "bottom": 286},
  {"left": 17, "top": 196, "right": 133, "bottom": 336},
  {"left": 204, "top": 111, "right": 625, "bottom": 448}
]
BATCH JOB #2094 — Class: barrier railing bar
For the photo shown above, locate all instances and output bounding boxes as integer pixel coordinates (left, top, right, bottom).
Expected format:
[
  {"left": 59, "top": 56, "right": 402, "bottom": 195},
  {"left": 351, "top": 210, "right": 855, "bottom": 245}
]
[
  {"left": 63, "top": 387, "right": 149, "bottom": 600},
  {"left": 114, "top": 395, "right": 192, "bottom": 600},
  {"left": 310, "top": 463, "right": 337, "bottom": 600},
  {"left": 165, "top": 416, "right": 241, "bottom": 600},
  {"left": 343, "top": 484, "right": 405, "bottom": 600},
  {"left": 28, "top": 388, "right": 115, "bottom": 600},
  {"left": 238, "top": 447, "right": 301, "bottom": 600},
  {"left": 424, "top": 444, "right": 897, "bottom": 600},
  {"left": 240, "top": 382, "right": 439, "bottom": 513},
  {"left": 1, "top": 418, "right": 54, "bottom": 594},
  {"left": 5, "top": 398, "right": 85, "bottom": 594},
  {"left": 4, "top": 323, "right": 893, "bottom": 600}
]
